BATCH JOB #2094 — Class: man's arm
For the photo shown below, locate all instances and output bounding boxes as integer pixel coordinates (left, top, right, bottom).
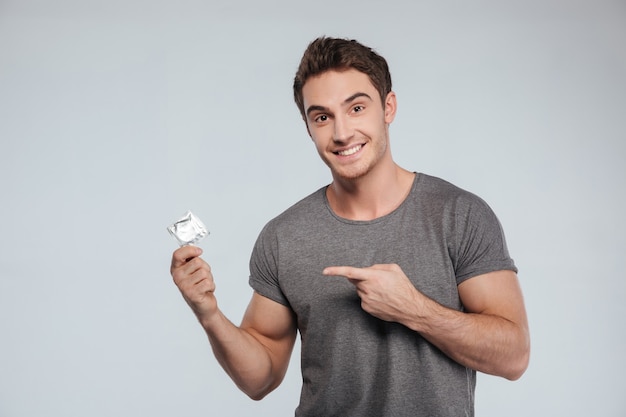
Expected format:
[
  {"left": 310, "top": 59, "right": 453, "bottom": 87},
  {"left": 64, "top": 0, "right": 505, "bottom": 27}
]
[
  {"left": 414, "top": 269, "right": 530, "bottom": 380},
  {"left": 171, "top": 246, "right": 297, "bottom": 400},
  {"left": 323, "top": 265, "right": 530, "bottom": 380}
]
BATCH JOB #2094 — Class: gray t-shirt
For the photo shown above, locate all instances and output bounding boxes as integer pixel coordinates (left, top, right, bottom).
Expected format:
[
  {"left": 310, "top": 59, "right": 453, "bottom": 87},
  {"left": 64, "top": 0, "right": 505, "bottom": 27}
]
[{"left": 249, "top": 173, "right": 517, "bottom": 417}]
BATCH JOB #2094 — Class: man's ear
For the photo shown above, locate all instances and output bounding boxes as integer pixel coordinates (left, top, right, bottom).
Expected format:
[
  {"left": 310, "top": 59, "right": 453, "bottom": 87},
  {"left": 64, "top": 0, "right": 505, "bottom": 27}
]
[{"left": 384, "top": 91, "right": 397, "bottom": 124}]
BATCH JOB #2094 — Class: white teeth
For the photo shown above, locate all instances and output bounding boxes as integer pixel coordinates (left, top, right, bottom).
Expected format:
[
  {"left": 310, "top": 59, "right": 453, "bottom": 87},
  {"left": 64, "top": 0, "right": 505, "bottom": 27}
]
[{"left": 337, "top": 145, "right": 362, "bottom": 156}]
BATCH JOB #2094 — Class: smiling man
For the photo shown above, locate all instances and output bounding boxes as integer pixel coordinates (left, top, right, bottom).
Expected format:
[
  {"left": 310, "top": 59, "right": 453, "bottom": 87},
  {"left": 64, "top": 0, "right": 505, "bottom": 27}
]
[{"left": 170, "top": 37, "right": 530, "bottom": 417}]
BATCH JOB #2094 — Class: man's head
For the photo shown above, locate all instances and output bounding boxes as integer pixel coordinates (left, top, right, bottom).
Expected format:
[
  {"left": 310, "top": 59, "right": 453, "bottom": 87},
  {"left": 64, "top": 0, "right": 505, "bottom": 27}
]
[{"left": 293, "top": 37, "right": 392, "bottom": 121}]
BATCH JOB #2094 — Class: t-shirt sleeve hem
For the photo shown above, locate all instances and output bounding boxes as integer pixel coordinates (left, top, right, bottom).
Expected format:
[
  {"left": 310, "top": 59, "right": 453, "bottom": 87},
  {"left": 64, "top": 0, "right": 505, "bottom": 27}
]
[
  {"left": 248, "top": 277, "right": 291, "bottom": 307},
  {"left": 456, "top": 261, "right": 518, "bottom": 285}
]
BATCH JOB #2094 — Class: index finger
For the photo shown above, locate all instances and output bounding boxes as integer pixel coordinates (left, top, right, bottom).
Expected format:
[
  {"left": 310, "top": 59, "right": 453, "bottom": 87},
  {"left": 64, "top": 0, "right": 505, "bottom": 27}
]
[
  {"left": 171, "top": 245, "right": 203, "bottom": 268},
  {"left": 322, "top": 266, "right": 372, "bottom": 281}
]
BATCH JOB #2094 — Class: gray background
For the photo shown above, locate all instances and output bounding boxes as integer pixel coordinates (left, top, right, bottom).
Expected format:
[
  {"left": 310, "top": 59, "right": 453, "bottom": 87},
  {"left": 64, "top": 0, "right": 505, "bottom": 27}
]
[{"left": 1, "top": 0, "right": 625, "bottom": 416}]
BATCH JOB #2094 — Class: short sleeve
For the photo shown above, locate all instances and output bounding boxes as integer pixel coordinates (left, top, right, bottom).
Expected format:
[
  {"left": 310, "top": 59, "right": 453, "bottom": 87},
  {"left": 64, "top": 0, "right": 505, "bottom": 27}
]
[
  {"left": 452, "top": 193, "right": 517, "bottom": 284},
  {"left": 248, "top": 222, "right": 291, "bottom": 307}
]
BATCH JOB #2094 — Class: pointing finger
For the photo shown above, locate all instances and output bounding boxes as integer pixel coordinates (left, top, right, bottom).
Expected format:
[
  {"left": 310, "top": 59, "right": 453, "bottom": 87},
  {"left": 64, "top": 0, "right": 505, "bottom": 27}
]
[{"left": 323, "top": 266, "right": 371, "bottom": 281}]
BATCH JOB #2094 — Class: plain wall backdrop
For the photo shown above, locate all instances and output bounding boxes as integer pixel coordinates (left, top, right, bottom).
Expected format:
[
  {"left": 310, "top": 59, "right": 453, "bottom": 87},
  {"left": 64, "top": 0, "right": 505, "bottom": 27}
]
[{"left": 1, "top": 0, "right": 625, "bottom": 416}]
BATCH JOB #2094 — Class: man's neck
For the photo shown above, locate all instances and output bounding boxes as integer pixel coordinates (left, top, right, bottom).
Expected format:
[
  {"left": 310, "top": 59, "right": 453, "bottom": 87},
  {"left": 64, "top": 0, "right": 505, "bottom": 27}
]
[{"left": 327, "top": 164, "right": 415, "bottom": 221}]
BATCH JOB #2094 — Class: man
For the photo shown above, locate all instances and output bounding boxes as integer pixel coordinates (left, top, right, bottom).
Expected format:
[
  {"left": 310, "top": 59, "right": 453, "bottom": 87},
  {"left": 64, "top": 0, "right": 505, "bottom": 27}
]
[{"left": 171, "top": 36, "right": 530, "bottom": 416}]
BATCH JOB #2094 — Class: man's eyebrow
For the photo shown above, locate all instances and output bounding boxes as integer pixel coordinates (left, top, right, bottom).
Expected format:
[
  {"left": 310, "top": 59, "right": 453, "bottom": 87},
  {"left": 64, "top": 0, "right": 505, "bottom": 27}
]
[
  {"left": 343, "top": 92, "right": 372, "bottom": 104},
  {"left": 305, "top": 92, "right": 373, "bottom": 118},
  {"left": 306, "top": 105, "right": 328, "bottom": 117}
]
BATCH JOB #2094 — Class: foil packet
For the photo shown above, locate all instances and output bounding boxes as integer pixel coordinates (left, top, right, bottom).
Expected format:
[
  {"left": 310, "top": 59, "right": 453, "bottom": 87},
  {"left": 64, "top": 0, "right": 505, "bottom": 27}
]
[{"left": 167, "top": 211, "right": 209, "bottom": 246}]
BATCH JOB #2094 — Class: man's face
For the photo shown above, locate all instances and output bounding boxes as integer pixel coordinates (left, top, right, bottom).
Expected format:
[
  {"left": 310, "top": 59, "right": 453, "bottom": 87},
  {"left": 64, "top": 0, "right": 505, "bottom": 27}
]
[{"left": 302, "top": 69, "right": 396, "bottom": 182}]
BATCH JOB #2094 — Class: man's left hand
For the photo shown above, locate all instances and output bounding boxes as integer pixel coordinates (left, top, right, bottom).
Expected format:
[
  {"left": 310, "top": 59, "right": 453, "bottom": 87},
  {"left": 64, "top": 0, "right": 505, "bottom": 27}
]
[{"left": 323, "top": 264, "right": 423, "bottom": 323}]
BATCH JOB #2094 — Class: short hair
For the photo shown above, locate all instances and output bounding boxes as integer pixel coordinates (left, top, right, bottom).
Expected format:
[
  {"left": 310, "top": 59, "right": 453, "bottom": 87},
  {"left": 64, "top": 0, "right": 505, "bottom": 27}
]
[{"left": 293, "top": 37, "right": 393, "bottom": 120}]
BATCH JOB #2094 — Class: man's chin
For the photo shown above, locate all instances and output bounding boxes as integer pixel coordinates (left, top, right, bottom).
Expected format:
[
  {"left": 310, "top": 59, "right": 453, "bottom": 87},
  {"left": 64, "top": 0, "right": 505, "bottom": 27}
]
[{"left": 331, "top": 166, "right": 370, "bottom": 182}]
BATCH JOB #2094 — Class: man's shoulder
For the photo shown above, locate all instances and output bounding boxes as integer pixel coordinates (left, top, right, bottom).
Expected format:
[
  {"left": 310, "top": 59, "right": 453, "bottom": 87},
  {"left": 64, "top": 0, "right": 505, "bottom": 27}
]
[
  {"left": 414, "top": 172, "right": 492, "bottom": 213},
  {"left": 415, "top": 172, "right": 474, "bottom": 199},
  {"left": 263, "top": 186, "right": 328, "bottom": 231}
]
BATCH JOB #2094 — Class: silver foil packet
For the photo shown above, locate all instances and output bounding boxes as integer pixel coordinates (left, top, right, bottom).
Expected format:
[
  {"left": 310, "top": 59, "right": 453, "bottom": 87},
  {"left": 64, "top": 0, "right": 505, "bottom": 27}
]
[{"left": 167, "top": 211, "right": 209, "bottom": 246}]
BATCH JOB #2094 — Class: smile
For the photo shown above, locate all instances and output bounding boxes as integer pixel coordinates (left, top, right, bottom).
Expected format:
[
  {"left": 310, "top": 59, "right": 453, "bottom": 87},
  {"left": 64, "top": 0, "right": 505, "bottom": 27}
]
[{"left": 336, "top": 144, "right": 363, "bottom": 156}]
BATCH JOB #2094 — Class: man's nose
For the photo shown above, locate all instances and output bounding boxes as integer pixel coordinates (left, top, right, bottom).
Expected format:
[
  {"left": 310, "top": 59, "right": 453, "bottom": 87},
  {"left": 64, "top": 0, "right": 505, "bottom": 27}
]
[{"left": 333, "top": 115, "right": 354, "bottom": 142}]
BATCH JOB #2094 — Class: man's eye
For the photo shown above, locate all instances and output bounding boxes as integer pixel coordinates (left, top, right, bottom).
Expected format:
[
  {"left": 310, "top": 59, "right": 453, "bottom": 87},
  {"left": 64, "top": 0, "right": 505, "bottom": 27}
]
[
  {"left": 315, "top": 115, "right": 328, "bottom": 122},
  {"left": 353, "top": 105, "right": 364, "bottom": 113}
]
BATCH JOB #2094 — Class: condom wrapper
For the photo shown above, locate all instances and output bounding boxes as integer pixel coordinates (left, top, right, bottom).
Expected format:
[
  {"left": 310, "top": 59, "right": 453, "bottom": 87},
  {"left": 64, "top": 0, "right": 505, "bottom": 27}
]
[{"left": 167, "top": 211, "right": 209, "bottom": 246}]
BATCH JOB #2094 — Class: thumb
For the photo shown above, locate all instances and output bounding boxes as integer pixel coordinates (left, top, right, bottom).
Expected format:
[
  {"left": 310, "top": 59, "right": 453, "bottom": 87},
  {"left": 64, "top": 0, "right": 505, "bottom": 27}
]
[{"left": 171, "top": 245, "right": 203, "bottom": 268}]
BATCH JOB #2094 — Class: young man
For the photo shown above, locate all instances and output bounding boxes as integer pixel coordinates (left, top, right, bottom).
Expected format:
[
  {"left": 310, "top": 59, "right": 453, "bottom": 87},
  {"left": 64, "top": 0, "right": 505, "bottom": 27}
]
[{"left": 171, "top": 37, "right": 530, "bottom": 416}]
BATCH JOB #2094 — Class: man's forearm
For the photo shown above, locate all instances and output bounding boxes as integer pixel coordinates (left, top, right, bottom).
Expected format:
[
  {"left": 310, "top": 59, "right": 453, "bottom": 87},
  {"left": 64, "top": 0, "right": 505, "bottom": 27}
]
[{"left": 402, "top": 295, "right": 530, "bottom": 380}]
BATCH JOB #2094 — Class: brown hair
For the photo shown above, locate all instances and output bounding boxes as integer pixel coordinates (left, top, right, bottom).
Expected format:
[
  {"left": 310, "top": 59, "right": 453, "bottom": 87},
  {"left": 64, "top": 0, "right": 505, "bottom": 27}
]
[{"left": 293, "top": 37, "right": 392, "bottom": 120}]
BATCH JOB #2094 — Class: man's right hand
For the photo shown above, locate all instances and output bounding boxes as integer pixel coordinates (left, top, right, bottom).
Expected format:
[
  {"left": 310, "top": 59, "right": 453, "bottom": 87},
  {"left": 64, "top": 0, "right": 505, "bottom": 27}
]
[
  {"left": 170, "top": 245, "right": 218, "bottom": 321},
  {"left": 170, "top": 245, "right": 298, "bottom": 400}
]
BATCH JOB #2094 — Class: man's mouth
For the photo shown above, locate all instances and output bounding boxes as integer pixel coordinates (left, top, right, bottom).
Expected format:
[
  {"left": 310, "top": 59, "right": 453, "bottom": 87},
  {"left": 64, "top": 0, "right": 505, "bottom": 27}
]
[{"left": 335, "top": 144, "right": 363, "bottom": 156}]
